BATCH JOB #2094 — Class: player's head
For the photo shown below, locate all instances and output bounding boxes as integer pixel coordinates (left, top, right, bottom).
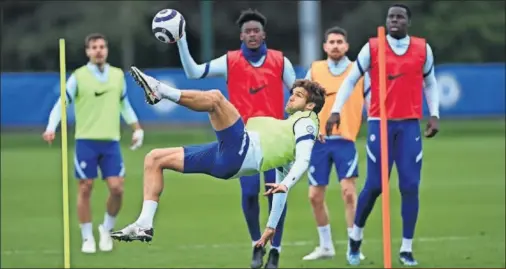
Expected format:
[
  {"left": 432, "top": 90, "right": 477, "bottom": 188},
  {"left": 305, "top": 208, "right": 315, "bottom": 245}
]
[
  {"left": 323, "top": 26, "right": 349, "bottom": 61},
  {"left": 85, "top": 33, "right": 108, "bottom": 65},
  {"left": 236, "top": 9, "right": 267, "bottom": 49},
  {"left": 286, "top": 79, "right": 326, "bottom": 114},
  {"left": 386, "top": 4, "right": 411, "bottom": 39}
]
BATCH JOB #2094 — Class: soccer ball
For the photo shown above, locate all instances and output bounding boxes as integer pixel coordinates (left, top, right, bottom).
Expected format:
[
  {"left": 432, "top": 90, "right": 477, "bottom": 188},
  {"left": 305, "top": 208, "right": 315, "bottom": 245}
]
[{"left": 152, "top": 9, "right": 185, "bottom": 44}]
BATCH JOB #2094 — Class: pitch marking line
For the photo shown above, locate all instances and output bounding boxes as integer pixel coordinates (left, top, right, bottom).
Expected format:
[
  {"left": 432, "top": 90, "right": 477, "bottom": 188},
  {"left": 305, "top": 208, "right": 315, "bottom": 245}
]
[{"left": 1, "top": 236, "right": 469, "bottom": 256}]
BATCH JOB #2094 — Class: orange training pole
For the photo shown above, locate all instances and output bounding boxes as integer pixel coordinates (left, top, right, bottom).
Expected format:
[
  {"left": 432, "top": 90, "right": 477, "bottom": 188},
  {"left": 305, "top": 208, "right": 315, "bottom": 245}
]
[{"left": 377, "top": 26, "right": 392, "bottom": 269}]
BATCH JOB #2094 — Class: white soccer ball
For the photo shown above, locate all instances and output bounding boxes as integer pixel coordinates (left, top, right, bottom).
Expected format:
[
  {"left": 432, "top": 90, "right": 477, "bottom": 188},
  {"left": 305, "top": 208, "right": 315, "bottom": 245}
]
[{"left": 152, "top": 9, "right": 185, "bottom": 44}]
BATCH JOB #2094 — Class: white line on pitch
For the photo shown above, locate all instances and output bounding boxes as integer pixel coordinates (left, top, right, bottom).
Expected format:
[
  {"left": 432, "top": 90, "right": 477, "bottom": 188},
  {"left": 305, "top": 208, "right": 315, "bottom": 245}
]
[
  {"left": 1, "top": 236, "right": 469, "bottom": 256},
  {"left": 176, "top": 236, "right": 469, "bottom": 250}
]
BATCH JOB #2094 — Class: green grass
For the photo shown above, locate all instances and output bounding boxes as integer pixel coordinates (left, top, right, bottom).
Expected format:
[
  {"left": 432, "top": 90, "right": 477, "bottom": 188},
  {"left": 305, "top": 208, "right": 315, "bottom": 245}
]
[{"left": 1, "top": 119, "right": 505, "bottom": 268}]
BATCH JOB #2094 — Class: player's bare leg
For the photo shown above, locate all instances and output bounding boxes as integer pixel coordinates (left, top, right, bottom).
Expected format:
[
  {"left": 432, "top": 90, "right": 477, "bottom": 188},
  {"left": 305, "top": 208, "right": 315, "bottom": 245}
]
[
  {"left": 143, "top": 147, "right": 185, "bottom": 201},
  {"left": 130, "top": 66, "right": 240, "bottom": 131},
  {"left": 77, "top": 179, "right": 96, "bottom": 253},
  {"left": 303, "top": 186, "right": 336, "bottom": 260},
  {"left": 111, "top": 147, "right": 185, "bottom": 242},
  {"left": 98, "top": 176, "right": 124, "bottom": 251},
  {"left": 113, "top": 67, "right": 243, "bottom": 242},
  {"left": 341, "top": 178, "right": 357, "bottom": 233},
  {"left": 340, "top": 178, "right": 365, "bottom": 260}
]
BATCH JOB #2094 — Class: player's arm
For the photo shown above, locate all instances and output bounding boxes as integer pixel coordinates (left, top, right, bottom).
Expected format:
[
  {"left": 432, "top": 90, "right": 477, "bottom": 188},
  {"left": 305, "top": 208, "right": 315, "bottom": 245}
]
[
  {"left": 120, "top": 79, "right": 141, "bottom": 129},
  {"left": 325, "top": 43, "right": 371, "bottom": 135},
  {"left": 423, "top": 43, "right": 440, "bottom": 119},
  {"left": 120, "top": 97, "right": 141, "bottom": 130},
  {"left": 282, "top": 57, "right": 297, "bottom": 88},
  {"left": 45, "top": 74, "right": 77, "bottom": 133},
  {"left": 331, "top": 43, "right": 371, "bottom": 113},
  {"left": 176, "top": 35, "right": 227, "bottom": 79},
  {"left": 278, "top": 118, "right": 316, "bottom": 190},
  {"left": 363, "top": 71, "right": 371, "bottom": 112},
  {"left": 265, "top": 118, "right": 317, "bottom": 229},
  {"left": 422, "top": 43, "right": 440, "bottom": 137},
  {"left": 120, "top": 81, "right": 144, "bottom": 150}
]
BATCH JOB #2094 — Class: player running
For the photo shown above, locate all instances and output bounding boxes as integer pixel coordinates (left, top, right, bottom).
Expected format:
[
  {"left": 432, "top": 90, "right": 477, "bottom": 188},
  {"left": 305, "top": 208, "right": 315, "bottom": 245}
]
[
  {"left": 326, "top": 4, "right": 440, "bottom": 266},
  {"left": 110, "top": 68, "right": 325, "bottom": 264},
  {"left": 176, "top": 8, "right": 296, "bottom": 268},
  {"left": 302, "top": 26, "right": 368, "bottom": 261},
  {"left": 42, "top": 33, "right": 144, "bottom": 254}
]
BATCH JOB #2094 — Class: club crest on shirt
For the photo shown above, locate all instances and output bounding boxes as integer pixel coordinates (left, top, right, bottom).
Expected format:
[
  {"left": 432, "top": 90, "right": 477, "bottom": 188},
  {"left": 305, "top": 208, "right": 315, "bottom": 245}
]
[{"left": 306, "top": 125, "right": 315, "bottom": 134}]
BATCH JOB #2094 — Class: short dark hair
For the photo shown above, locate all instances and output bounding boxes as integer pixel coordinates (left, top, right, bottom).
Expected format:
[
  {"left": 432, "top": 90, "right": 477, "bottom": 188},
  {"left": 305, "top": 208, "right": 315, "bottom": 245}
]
[
  {"left": 236, "top": 8, "right": 267, "bottom": 29},
  {"left": 323, "top": 26, "right": 348, "bottom": 42},
  {"left": 390, "top": 4, "right": 411, "bottom": 19},
  {"left": 85, "top": 33, "right": 107, "bottom": 48},
  {"left": 291, "top": 79, "right": 326, "bottom": 114}
]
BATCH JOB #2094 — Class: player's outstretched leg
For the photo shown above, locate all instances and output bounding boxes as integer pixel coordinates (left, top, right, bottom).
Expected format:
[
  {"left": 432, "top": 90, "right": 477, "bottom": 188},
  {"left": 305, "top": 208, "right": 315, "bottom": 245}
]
[
  {"left": 111, "top": 147, "right": 184, "bottom": 242},
  {"left": 77, "top": 179, "right": 96, "bottom": 253},
  {"left": 113, "top": 67, "right": 248, "bottom": 243},
  {"left": 303, "top": 141, "right": 336, "bottom": 261},
  {"left": 130, "top": 66, "right": 240, "bottom": 131},
  {"left": 348, "top": 121, "right": 394, "bottom": 265},
  {"left": 395, "top": 120, "right": 422, "bottom": 266},
  {"left": 239, "top": 174, "right": 265, "bottom": 268},
  {"left": 74, "top": 140, "right": 100, "bottom": 253},
  {"left": 332, "top": 139, "right": 367, "bottom": 261}
]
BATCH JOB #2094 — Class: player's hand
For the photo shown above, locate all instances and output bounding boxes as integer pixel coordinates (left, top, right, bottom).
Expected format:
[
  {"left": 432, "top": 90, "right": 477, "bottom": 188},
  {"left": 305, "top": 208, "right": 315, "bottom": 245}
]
[
  {"left": 255, "top": 227, "right": 276, "bottom": 248},
  {"left": 130, "top": 129, "right": 144, "bottom": 150},
  {"left": 42, "top": 131, "right": 55, "bottom": 144},
  {"left": 325, "top": 113, "right": 341, "bottom": 136},
  {"left": 424, "top": 116, "right": 439, "bottom": 138},
  {"left": 264, "top": 183, "right": 288, "bottom": 196},
  {"left": 318, "top": 133, "right": 326, "bottom": 143}
]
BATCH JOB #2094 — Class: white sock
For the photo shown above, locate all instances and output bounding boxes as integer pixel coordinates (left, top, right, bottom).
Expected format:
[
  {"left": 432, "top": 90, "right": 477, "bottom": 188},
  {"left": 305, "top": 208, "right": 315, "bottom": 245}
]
[
  {"left": 158, "top": 83, "right": 181, "bottom": 102},
  {"left": 271, "top": 246, "right": 281, "bottom": 253},
  {"left": 135, "top": 200, "right": 158, "bottom": 228},
  {"left": 102, "top": 212, "right": 116, "bottom": 231},
  {"left": 400, "top": 238, "right": 413, "bottom": 253},
  {"left": 80, "top": 222, "right": 93, "bottom": 241},
  {"left": 350, "top": 224, "right": 364, "bottom": 241},
  {"left": 317, "top": 224, "right": 334, "bottom": 249}
]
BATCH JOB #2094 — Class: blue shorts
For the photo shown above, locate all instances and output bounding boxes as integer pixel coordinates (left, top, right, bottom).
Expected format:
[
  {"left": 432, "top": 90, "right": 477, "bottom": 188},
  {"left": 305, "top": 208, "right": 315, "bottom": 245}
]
[
  {"left": 74, "top": 139, "right": 124, "bottom": 180},
  {"left": 183, "top": 118, "right": 249, "bottom": 179},
  {"left": 308, "top": 139, "right": 359, "bottom": 186},
  {"left": 364, "top": 119, "right": 422, "bottom": 191}
]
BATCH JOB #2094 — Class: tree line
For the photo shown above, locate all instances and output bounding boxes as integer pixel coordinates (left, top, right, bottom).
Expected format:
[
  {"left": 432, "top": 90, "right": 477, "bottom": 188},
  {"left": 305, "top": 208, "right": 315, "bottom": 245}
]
[{"left": 2, "top": 1, "right": 504, "bottom": 72}]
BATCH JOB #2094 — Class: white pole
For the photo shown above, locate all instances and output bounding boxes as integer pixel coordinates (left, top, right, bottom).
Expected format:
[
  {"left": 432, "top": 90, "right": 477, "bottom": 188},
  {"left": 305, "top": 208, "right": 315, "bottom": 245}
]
[{"left": 298, "top": 0, "right": 322, "bottom": 68}]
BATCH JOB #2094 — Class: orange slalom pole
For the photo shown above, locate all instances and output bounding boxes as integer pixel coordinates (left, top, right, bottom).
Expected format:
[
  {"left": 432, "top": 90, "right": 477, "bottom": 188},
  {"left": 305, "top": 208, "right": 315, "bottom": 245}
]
[{"left": 377, "top": 26, "right": 392, "bottom": 269}]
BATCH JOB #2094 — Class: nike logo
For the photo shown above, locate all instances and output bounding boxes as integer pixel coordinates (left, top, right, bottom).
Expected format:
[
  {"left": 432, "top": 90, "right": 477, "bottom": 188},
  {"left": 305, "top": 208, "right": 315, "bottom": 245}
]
[
  {"left": 94, "top": 91, "right": 108, "bottom": 97},
  {"left": 415, "top": 136, "right": 421, "bottom": 141},
  {"left": 249, "top": 85, "right": 266, "bottom": 94},
  {"left": 387, "top": 73, "right": 404, "bottom": 80}
]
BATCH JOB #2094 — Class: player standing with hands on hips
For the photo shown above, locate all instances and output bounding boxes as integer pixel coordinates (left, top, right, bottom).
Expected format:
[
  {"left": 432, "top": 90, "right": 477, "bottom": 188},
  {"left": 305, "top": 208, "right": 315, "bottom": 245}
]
[
  {"left": 326, "top": 4, "right": 440, "bottom": 266},
  {"left": 43, "top": 33, "right": 144, "bottom": 254},
  {"left": 302, "top": 26, "right": 368, "bottom": 262},
  {"left": 175, "top": 9, "right": 296, "bottom": 269}
]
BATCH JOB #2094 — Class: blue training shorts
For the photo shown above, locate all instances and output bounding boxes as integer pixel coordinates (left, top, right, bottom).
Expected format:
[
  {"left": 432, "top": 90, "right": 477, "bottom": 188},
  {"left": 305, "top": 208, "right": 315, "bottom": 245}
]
[
  {"left": 308, "top": 139, "right": 359, "bottom": 186},
  {"left": 182, "top": 118, "right": 249, "bottom": 179},
  {"left": 364, "top": 119, "right": 422, "bottom": 190},
  {"left": 74, "top": 139, "right": 124, "bottom": 180}
]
